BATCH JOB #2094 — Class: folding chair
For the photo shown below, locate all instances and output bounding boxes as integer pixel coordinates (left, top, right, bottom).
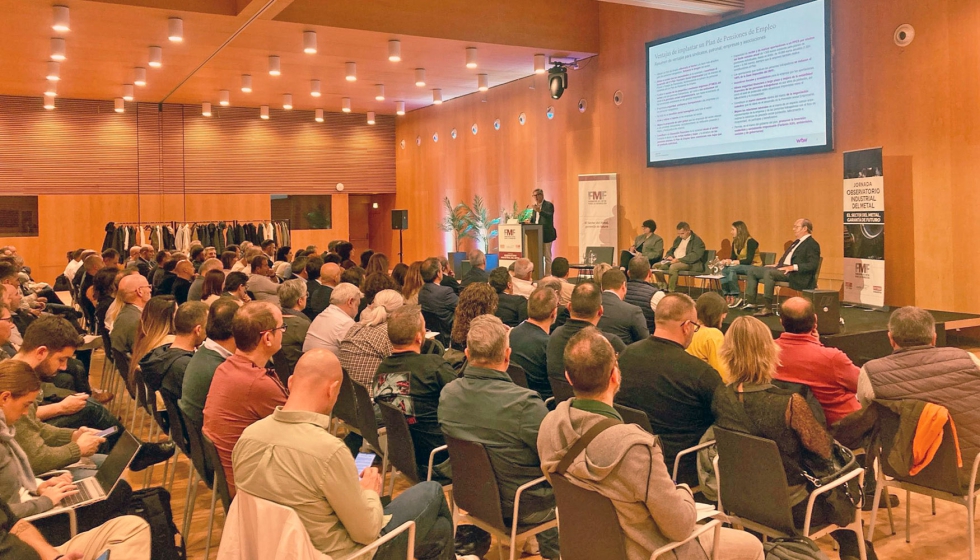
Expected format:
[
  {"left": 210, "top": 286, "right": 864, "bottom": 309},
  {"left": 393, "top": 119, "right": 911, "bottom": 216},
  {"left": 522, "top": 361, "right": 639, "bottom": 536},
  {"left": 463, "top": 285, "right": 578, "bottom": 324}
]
[
  {"left": 506, "top": 364, "right": 529, "bottom": 389},
  {"left": 377, "top": 401, "right": 450, "bottom": 497}
]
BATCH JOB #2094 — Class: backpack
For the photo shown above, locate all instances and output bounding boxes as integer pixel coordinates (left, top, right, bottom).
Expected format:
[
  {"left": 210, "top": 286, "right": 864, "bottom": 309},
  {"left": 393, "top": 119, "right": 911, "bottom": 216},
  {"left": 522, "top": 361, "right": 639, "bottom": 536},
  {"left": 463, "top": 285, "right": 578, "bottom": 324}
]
[
  {"left": 126, "top": 487, "right": 186, "bottom": 560},
  {"left": 763, "top": 537, "right": 830, "bottom": 560}
]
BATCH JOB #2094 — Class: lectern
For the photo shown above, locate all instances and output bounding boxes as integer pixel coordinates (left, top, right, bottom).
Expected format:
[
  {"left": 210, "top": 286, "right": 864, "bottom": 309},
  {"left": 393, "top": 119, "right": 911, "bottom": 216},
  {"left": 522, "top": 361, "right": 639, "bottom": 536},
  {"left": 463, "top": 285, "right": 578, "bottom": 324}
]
[{"left": 522, "top": 224, "right": 544, "bottom": 281}]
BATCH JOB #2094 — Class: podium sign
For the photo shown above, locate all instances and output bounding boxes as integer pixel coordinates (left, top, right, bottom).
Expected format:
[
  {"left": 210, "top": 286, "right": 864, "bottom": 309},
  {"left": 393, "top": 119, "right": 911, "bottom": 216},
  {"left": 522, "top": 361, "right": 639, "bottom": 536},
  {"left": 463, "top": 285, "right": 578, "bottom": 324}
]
[{"left": 498, "top": 225, "right": 523, "bottom": 270}]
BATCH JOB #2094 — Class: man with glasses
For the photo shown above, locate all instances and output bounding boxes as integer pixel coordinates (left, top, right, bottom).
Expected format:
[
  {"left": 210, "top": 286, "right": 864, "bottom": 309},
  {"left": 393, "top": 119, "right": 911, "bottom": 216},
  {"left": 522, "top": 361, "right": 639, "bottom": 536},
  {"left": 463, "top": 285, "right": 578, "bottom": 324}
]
[
  {"left": 110, "top": 273, "right": 152, "bottom": 358},
  {"left": 0, "top": 303, "right": 14, "bottom": 359},
  {"left": 615, "top": 293, "right": 723, "bottom": 486},
  {"left": 204, "top": 301, "right": 289, "bottom": 496},
  {"left": 743, "top": 218, "right": 821, "bottom": 317}
]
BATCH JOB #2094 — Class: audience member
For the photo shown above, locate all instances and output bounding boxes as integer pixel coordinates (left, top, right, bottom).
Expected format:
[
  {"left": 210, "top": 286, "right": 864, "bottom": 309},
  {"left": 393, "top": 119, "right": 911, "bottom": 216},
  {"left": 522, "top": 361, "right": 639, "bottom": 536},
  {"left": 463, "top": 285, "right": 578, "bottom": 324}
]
[
  {"left": 592, "top": 263, "right": 612, "bottom": 289},
  {"left": 616, "top": 292, "right": 721, "bottom": 486},
  {"left": 374, "top": 305, "right": 456, "bottom": 478},
  {"left": 272, "top": 279, "right": 311, "bottom": 385},
  {"left": 624, "top": 255, "right": 660, "bottom": 334},
  {"left": 127, "top": 296, "right": 177, "bottom": 392},
  {"left": 543, "top": 257, "right": 574, "bottom": 305},
  {"left": 341, "top": 266, "right": 365, "bottom": 289},
  {"left": 232, "top": 348, "right": 459, "bottom": 560},
  {"left": 440, "top": 314, "right": 560, "bottom": 559},
  {"left": 339, "top": 289, "right": 402, "bottom": 388},
  {"left": 510, "top": 287, "right": 557, "bottom": 400},
  {"left": 686, "top": 292, "right": 729, "bottom": 381},
  {"left": 154, "top": 258, "right": 179, "bottom": 297},
  {"left": 597, "top": 269, "right": 649, "bottom": 346},
  {"left": 140, "top": 301, "right": 207, "bottom": 397},
  {"left": 511, "top": 258, "right": 536, "bottom": 297},
  {"left": 538, "top": 327, "right": 763, "bottom": 560},
  {"left": 362, "top": 272, "right": 398, "bottom": 307},
  {"left": 273, "top": 246, "right": 293, "bottom": 279},
  {"left": 260, "top": 239, "right": 277, "bottom": 259},
  {"left": 179, "top": 297, "right": 238, "bottom": 426},
  {"left": 337, "top": 242, "right": 356, "bottom": 269},
  {"left": 110, "top": 274, "right": 151, "bottom": 357},
  {"left": 438, "top": 256, "right": 461, "bottom": 295},
  {"left": 188, "top": 258, "right": 222, "bottom": 301},
  {"left": 536, "top": 276, "right": 570, "bottom": 331},
  {"left": 653, "top": 222, "right": 706, "bottom": 293},
  {"left": 418, "top": 257, "right": 458, "bottom": 334},
  {"left": 304, "top": 283, "right": 361, "bottom": 355},
  {"left": 391, "top": 262, "right": 409, "bottom": 288},
  {"left": 101, "top": 248, "right": 120, "bottom": 268},
  {"left": 547, "top": 282, "right": 626, "bottom": 389},
  {"left": 203, "top": 301, "right": 289, "bottom": 495},
  {"left": 401, "top": 261, "right": 424, "bottom": 305},
  {"left": 307, "top": 262, "right": 340, "bottom": 320},
  {"left": 171, "top": 260, "right": 195, "bottom": 305},
  {"left": 460, "top": 249, "right": 490, "bottom": 288},
  {"left": 247, "top": 255, "right": 280, "bottom": 305},
  {"left": 201, "top": 268, "right": 226, "bottom": 306},
  {"left": 220, "top": 250, "right": 238, "bottom": 271},
  {"left": 222, "top": 271, "right": 251, "bottom": 303},
  {"left": 449, "top": 283, "right": 498, "bottom": 350},
  {"left": 190, "top": 246, "right": 206, "bottom": 273},
  {"left": 365, "top": 252, "right": 389, "bottom": 277},
  {"left": 489, "top": 267, "right": 528, "bottom": 328}
]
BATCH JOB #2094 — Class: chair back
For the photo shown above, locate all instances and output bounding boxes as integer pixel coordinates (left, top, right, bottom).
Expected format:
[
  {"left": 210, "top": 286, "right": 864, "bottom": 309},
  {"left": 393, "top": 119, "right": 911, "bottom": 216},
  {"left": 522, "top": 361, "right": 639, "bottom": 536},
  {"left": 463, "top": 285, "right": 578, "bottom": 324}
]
[
  {"left": 813, "top": 257, "right": 824, "bottom": 288},
  {"left": 714, "top": 426, "right": 797, "bottom": 535},
  {"left": 549, "top": 377, "right": 575, "bottom": 403},
  {"left": 550, "top": 475, "right": 628, "bottom": 560},
  {"left": 760, "top": 252, "right": 777, "bottom": 266},
  {"left": 201, "top": 432, "right": 234, "bottom": 513},
  {"left": 132, "top": 365, "right": 150, "bottom": 410},
  {"left": 158, "top": 389, "right": 191, "bottom": 458},
  {"left": 506, "top": 363, "right": 529, "bottom": 388},
  {"left": 872, "top": 401, "right": 965, "bottom": 495},
  {"left": 420, "top": 310, "right": 451, "bottom": 346},
  {"left": 183, "top": 414, "right": 215, "bottom": 490},
  {"left": 350, "top": 380, "right": 383, "bottom": 456},
  {"left": 613, "top": 403, "right": 653, "bottom": 434},
  {"left": 583, "top": 246, "right": 615, "bottom": 266},
  {"left": 442, "top": 434, "right": 508, "bottom": 534},
  {"left": 332, "top": 369, "right": 359, "bottom": 429},
  {"left": 111, "top": 348, "right": 135, "bottom": 398},
  {"left": 377, "top": 401, "right": 422, "bottom": 483},
  {"left": 702, "top": 249, "right": 716, "bottom": 267}
]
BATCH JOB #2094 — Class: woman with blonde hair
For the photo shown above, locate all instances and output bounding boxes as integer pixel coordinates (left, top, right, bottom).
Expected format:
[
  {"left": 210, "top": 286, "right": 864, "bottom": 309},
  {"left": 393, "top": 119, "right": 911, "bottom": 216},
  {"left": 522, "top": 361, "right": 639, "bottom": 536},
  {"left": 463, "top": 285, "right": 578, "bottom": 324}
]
[
  {"left": 450, "top": 283, "right": 498, "bottom": 349},
  {"left": 401, "top": 261, "right": 424, "bottom": 305},
  {"left": 339, "top": 289, "right": 404, "bottom": 388},
  {"left": 713, "top": 316, "right": 867, "bottom": 559},
  {"left": 592, "top": 262, "right": 613, "bottom": 289},
  {"left": 128, "top": 296, "right": 177, "bottom": 389}
]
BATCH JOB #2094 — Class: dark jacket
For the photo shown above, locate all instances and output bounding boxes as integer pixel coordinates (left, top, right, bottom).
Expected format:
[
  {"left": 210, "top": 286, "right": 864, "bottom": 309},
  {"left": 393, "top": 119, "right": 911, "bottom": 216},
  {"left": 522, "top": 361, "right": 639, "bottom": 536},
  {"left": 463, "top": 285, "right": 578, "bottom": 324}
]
[
  {"left": 509, "top": 321, "right": 551, "bottom": 399},
  {"left": 305, "top": 281, "right": 333, "bottom": 321},
  {"left": 460, "top": 267, "right": 490, "bottom": 288},
  {"left": 273, "top": 308, "right": 311, "bottom": 385},
  {"left": 179, "top": 345, "right": 228, "bottom": 427},
  {"left": 440, "top": 274, "right": 461, "bottom": 295},
  {"left": 547, "top": 318, "right": 626, "bottom": 384},
  {"left": 156, "top": 272, "right": 177, "bottom": 297},
  {"left": 139, "top": 343, "right": 194, "bottom": 398},
  {"left": 776, "top": 236, "right": 821, "bottom": 291},
  {"left": 616, "top": 336, "right": 722, "bottom": 485},
  {"left": 110, "top": 303, "right": 142, "bottom": 356},
  {"left": 624, "top": 280, "right": 658, "bottom": 334},
  {"left": 665, "top": 232, "right": 707, "bottom": 271},
  {"left": 597, "top": 291, "right": 649, "bottom": 346},
  {"left": 172, "top": 277, "right": 191, "bottom": 305},
  {"left": 534, "top": 200, "right": 557, "bottom": 244},
  {"left": 494, "top": 292, "right": 528, "bottom": 328},
  {"left": 419, "top": 282, "right": 458, "bottom": 326}
]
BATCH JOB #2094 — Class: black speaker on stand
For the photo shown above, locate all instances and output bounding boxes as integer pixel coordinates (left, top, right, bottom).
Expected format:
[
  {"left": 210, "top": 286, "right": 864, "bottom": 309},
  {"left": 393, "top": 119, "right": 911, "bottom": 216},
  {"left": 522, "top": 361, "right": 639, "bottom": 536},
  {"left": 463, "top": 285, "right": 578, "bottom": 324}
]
[{"left": 392, "top": 210, "right": 408, "bottom": 263}]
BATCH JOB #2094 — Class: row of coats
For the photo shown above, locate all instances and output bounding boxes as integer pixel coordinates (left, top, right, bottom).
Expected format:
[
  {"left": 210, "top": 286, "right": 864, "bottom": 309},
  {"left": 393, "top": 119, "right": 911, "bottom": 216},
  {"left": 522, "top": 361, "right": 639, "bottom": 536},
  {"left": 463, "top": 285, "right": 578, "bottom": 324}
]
[
  {"left": 103, "top": 221, "right": 291, "bottom": 255},
  {"left": 103, "top": 223, "right": 177, "bottom": 254}
]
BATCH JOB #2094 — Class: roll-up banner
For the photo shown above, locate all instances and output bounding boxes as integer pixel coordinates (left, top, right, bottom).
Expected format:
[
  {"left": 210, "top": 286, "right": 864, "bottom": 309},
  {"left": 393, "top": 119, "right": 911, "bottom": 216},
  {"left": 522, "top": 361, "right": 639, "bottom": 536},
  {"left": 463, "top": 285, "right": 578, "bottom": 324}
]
[
  {"left": 498, "top": 225, "right": 524, "bottom": 271},
  {"left": 578, "top": 174, "right": 619, "bottom": 262},
  {"left": 842, "top": 148, "right": 885, "bottom": 308}
]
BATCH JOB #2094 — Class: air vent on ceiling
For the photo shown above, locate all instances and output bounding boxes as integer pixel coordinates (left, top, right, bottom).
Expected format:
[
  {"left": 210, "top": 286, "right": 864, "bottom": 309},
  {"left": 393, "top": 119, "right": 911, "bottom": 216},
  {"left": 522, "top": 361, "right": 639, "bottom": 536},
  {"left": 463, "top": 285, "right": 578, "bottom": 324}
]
[{"left": 599, "top": 0, "right": 743, "bottom": 16}]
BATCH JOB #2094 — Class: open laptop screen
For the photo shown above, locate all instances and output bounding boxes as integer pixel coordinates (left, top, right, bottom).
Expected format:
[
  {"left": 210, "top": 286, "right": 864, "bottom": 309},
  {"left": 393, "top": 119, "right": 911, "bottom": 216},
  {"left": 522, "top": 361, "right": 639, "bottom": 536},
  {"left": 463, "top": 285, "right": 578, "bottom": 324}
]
[{"left": 96, "top": 431, "right": 141, "bottom": 494}]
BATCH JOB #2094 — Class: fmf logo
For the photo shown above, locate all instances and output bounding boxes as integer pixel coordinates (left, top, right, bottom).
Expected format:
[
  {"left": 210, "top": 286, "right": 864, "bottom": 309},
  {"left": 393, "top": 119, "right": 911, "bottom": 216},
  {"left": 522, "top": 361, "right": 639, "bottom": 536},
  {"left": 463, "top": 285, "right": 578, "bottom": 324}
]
[
  {"left": 588, "top": 191, "right": 607, "bottom": 202},
  {"left": 855, "top": 263, "right": 870, "bottom": 275},
  {"left": 503, "top": 228, "right": 516, "bottom": 236}
]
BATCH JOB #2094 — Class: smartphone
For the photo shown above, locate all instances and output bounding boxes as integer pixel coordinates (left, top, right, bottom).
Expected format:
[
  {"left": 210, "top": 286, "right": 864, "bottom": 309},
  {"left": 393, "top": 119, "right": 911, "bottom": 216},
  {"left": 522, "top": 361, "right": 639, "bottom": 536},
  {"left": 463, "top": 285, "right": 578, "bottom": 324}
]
[
  {"left": 96, "top": 550, "right": 111, "bottom": 560},
  {"left": 354, "top": 452, "right": 376, "bottom": 473},
  {"left": 94, "top": 426, "right": 118, "bottom": 438}
]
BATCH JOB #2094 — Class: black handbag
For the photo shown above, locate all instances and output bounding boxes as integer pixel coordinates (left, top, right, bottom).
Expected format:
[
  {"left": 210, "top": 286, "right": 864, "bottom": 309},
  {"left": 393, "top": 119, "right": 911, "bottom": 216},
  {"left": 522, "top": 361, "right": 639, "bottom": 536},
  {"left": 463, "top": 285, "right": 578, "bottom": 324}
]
[{"left": 800, "top": 440, "right": 863, "bottom": 527}]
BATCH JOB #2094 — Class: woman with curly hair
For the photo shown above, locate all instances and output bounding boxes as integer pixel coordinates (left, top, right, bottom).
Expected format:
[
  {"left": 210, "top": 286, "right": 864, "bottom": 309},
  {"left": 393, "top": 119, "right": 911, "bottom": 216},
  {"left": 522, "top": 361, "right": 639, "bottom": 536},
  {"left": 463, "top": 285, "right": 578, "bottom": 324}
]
[{"left": 450, "top": 283, "right": 498, "bottom": 349}]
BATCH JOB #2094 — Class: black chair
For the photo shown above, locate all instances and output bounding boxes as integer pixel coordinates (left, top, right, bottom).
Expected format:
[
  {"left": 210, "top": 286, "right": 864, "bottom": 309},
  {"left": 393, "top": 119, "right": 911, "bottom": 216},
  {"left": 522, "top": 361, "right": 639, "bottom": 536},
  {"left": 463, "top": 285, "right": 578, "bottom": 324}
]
[
  {"left": 679, "top": 249, "right": 716, "bottom": 294},
  {"left": 420, "top": 309, "right": 451, "bottom": 347},
  {"left": 551, "top": 474, "right": 720, "bottom": 560},
  {"left": 506, "top": 364, "right": 529, "bottom": 389},
  {"left": 201, "top": 433, "right": 234, "bottom": 560},
  {"left": 443, "top": 434, "right": 555, "bottom": 560},
  {"left": 158, "top": 389, "right": 191, "bottom": 491},
  {"left": 774, "top": 257, "right": 824, "bottom": 313},
  {"left": 866, "top": 401, "right": 980, "bottom": 558},
  {"left": 330, "top": 369, "right": 360, "bottom": 435},
  {"left": 548, "top": 377, "right": 574, "bottom": 404},
  {"left": 713, "top": 426, "right": 866, "bottom": 558},
  {"left": 613, "top": 403, "right": 652, "bottom": 433},
  {"left": 350, "top": 380, "right": 390, "bottom": 486},
  {"left": 181, "top": 414, "right": 220, "bottom": 551},
  {"left": 377, "top": 401, "right": 448, "bottom": 496}
]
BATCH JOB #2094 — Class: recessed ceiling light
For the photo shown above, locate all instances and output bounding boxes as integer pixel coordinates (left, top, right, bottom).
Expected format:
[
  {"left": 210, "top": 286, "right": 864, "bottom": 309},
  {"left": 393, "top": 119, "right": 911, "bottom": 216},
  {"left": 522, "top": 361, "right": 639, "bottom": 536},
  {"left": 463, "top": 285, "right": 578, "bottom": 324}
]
[
  {"left": 415, "top": 68, "right": 426, "bottom": 87},
  {"left": 315, "top": 108, "right": 324, "bottom": 123},
  {"left": 219, "top": 90, "right": 230, "bottom": 106},
  {"left": 168, "top": 18, "right": 183, "bottom": 42},
  {"left": 478, "top": 74, "right": 489, "bottom": 92},
  {"left": 466, "top": 47, "right": 478, "bottom": 68},
  {"left": 396, "top": 101, "right": 405, "bottom": 116},
  {"left": 241, "top": 74, "right": 252, "bottom": 93},
  {"left": 310, "top": 79, "right": 321, "bottom": 97},
  {"left": 44, "top": 93, "right": 56, "bottom": 110},
  {"left": 44, "top": 80, "right": 57, "bottom": 97},
  {"left": 46, "top": 61, "right": 60, "bottom": 81},
  {"left": 303, "top": 31, "right": 317, "bottom": 54},
  {"left": 115, "top": 98, "right": 125, "bottom": 113},
  {"left": 432, "top": 89, "right": 443, "bottom": 104},
  {"left": 202, "top": 102, "right": 212, "bottom": 117},
  {"left": 134, "top": 67, "right": 147, "bottom": 87},
  {"left": 269, "top": 55, "right": 281, "bottom": 76},
  {"left": 388, "top": 40, "right": 401, "bottom": 62},
  {"left": 122, "top": 84, "right": 134, "bottom": 102},
  {"left": 52, "top": 6, "right": 70, "bottom": 32},
  {"left": 283, "top": 93, "right": 293, "bottom": 110},
  {"left": 50, "top": 38, "right": 66, "bottom": 61},
  {"left": 260, "top": 105, "right": 269, "bottom": 119},
  {"left": 534, "top": 54, "right": 546, "bottom": 74},
  {"left": 148, "top": 46, "right": 162, "bottom": 68},
  {"left": 367, "top": 111, "right": 375, "bottom": 125},
  {"left": 345, "top": 62, "right": 356, "bottom": 81},
  {"left": 342, "top": 97, "right": 351, "bottom": 112},
  {"left": 375, "top": 84, "right": 385, "bottom": 101}
]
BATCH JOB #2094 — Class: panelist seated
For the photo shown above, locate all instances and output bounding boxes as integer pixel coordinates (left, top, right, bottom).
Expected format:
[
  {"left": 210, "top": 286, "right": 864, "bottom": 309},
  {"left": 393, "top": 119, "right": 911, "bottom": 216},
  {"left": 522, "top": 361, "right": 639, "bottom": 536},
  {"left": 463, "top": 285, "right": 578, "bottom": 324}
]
[
  {"left": 652, "top": 222, "right": 706, "bottom": 293},
  {"left": 742, "top": 218, "right": 821, "bottom": 317},
  {"left": 718, "top": 221, "right": 761, "bottom": 309},
  {"left": 619, "top": 219, "right": 664, "bottom": 269}
]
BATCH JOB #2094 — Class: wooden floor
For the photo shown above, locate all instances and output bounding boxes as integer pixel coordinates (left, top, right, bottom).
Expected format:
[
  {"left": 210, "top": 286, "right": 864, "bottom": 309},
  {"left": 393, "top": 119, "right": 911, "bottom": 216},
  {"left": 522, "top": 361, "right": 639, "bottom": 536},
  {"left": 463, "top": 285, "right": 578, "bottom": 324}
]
[{"left": 88, "top": 350, "right": 979, "bottom": 560}]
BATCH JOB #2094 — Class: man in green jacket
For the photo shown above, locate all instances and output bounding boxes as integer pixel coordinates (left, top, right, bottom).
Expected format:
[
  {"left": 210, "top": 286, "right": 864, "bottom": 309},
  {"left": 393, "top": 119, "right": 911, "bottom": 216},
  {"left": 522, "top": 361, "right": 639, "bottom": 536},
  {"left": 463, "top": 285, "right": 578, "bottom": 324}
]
[{"left": 653, "top": 222, "right": 706, "bottom": 293}]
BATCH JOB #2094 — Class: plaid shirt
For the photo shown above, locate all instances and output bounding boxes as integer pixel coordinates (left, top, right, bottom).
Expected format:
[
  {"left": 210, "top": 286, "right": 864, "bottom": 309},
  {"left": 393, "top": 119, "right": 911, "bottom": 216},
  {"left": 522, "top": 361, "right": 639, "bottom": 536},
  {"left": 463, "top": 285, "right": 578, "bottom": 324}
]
[{"left": 339, "top": 323, "right": 393, "bottom": 389}]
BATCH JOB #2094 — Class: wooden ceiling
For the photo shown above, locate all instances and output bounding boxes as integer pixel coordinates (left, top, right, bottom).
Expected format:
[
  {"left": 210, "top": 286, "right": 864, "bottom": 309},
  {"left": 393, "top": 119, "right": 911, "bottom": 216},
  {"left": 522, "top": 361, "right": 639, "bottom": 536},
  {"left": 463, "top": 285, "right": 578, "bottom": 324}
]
[{"left": 0, "top": 0, "right": 598, "bottom": 115}]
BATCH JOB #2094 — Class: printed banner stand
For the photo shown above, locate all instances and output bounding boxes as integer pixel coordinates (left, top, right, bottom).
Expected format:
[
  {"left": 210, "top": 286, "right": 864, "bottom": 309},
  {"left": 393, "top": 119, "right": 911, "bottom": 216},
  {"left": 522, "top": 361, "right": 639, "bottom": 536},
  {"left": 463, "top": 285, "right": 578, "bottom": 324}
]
[
  {"left": 842, "top": 148, "right": 885, "bottom": 309},
  {"left": 578, "top": 174, "right": 619, "bottom": 262},
  {"left": 498, "top": 224, "right": 524, "bottom": 271}
]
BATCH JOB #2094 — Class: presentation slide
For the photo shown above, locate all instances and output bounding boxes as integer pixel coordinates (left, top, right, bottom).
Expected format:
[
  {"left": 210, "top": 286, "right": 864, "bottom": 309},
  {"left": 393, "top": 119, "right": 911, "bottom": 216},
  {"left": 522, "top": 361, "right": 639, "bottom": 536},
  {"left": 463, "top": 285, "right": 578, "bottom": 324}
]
[{"left": 647, "top": 0, "right": 832, "bottom": 166}]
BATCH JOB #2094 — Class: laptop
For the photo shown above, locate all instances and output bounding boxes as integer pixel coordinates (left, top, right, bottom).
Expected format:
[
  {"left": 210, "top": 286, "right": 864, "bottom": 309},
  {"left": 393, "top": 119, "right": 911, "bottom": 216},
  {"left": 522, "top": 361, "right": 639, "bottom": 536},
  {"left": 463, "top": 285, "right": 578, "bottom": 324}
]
[{"left": 44, "top": 431, "right": 141, "bottom": 510}]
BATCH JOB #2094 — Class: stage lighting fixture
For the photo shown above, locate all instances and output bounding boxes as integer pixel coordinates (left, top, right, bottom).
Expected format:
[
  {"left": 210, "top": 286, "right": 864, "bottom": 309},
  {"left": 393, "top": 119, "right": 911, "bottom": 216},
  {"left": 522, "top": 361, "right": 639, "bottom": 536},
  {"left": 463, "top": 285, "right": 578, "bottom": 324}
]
[{"left": 548, "top": 64, "right": 567, "bottom": 100}]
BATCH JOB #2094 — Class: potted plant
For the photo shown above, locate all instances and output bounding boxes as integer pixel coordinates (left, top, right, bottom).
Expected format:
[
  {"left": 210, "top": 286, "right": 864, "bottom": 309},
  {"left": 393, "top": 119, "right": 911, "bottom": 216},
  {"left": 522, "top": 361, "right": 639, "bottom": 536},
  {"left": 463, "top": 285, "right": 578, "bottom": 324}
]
[
  {"left": 440, "top": 197, "right": 474, "bottom": 275},
  {"left": 465, "top": 195, "right": 501, "bottom": 256}
]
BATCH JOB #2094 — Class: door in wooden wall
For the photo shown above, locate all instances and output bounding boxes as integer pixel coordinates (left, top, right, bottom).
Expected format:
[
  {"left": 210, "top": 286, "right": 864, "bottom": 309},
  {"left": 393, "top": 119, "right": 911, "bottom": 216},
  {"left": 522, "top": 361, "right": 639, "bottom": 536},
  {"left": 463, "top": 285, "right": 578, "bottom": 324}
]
[{"left": 349, "top": 195, "right": 371, "bottom": 260}]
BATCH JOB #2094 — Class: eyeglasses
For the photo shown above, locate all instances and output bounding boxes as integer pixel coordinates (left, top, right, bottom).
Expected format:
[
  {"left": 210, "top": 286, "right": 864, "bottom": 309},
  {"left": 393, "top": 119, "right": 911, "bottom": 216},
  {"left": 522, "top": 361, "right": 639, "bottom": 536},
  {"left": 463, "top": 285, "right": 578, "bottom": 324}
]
[
  {"left": 262, "top": 324, "right": 287, "bottom": 335},
  {"left": 681, "top": 320, "right": 701, "bottom": 332},
  {"left": 0, "top": 316, "right": 12, "bottom": 323}
]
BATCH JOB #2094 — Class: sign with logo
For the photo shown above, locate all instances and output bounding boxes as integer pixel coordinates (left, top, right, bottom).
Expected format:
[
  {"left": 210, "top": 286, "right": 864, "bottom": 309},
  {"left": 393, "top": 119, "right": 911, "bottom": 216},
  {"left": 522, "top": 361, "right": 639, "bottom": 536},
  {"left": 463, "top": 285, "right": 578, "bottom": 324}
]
[
  {"left": 578, "top": 174, "right": 619, "bottom": 261},
  {"left": 842, "top": 148, "right": 885, "bottom": 307},
  {"left": 498, "top": 224, "right": 524, "bottom": 269}
]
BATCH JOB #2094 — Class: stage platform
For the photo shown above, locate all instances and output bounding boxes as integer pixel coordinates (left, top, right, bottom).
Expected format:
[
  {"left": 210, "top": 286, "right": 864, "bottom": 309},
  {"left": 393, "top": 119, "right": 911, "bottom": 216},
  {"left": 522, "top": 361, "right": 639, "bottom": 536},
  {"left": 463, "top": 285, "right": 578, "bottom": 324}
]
[{"left": 720, "top": 302, "right": 980, "bottom": 366}]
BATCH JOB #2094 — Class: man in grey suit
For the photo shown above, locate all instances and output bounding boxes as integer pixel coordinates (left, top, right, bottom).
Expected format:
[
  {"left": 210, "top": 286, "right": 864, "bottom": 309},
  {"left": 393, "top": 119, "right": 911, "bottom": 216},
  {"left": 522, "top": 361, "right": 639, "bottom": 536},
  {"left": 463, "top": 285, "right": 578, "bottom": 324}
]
[
  {"left": 110, "top": 273, "right": 152, "bottom": 358},
  {"left": 597, "top": 268, "right": 650, "bottom": 346}
]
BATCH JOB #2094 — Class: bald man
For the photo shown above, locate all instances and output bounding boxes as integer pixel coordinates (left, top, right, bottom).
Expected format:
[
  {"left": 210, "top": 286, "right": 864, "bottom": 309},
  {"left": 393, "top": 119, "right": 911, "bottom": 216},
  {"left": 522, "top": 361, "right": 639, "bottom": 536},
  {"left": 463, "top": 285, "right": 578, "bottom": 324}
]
[
  {"left": 306, "top": 263, "right": 341, "bottom": 320},
  {"left": 233, "top": 349, "right": 460, "bottom": 560},
  {"left": 110, "top": 274, "right": 152, "bottom": 356},
  {"left": 171, "top": 260, "right": 195, "bottom": 305}
]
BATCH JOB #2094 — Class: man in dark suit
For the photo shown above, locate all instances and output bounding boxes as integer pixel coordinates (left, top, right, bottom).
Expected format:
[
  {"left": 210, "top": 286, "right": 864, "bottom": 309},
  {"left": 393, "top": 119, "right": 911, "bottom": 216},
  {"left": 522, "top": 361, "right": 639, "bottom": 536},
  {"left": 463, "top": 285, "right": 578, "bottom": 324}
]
[
  {"left": 596, "top": 268, "right": 649, "bottom": 346},
  {"left": 418, "top": 257, "right": 458, "bottom": 337},
  {"left": 744, "top": 218, "right": 821, "bottom": 317},
  {"left": 529, "top": 188, "right": 557, "bottom": 276},
  {"left": 652, "top": 222, "right": 706, "bottom": 293},
  {"left": 547, "top": 281, "right": 626, "bottom": 392},
  {"left": 306, "top": 262, "right": 339, "bottom": 320},
  {"left": 460, "top": 249, "right": 491, "bottom": 288},
  {"left": 438, "top": 257, "right": 461, "bottom": 294},
  {"left": 489, "top": 267, "right": 528, "bottom": 327}
]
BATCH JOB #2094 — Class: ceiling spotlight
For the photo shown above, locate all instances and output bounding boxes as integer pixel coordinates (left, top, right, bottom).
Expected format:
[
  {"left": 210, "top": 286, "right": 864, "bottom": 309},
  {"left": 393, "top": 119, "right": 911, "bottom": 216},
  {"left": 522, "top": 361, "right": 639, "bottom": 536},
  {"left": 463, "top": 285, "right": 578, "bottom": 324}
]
[
  {"left": 50, "top": 37, "right": 66, "bottom": 61},
  {"left": 268, "top": 55, "right": 280, "bottom": 76},
  {"left": 465, "top": 47, "right": 478, "bottom": 68},
  {"left": 388, "top": 40, "right": 401, "bottom": 62},
  {"left": 345, "top": 62, "right": 356, "bottom": 81},
  {"left": 260, "top": 105, "right": 269, "bottom": 119},
  {"left": 415, "top": 68, "right": 426, "bottom": 87},
  {"left": 168, "top": 17, "right": 183, "bottom": 42},
  {"left": 315, "top": 108, "right": 324, "bottom": 123},
  {"left": 44, "top": 80, "right": 57, "bottom": 97},
  {"left": 396, "top": 101, "right": 405, "bottom": 115},
  {"left": 148, "top": 46, "right": 162, "bottom": 68},
  {"left": 52, "top": 6, "right": 70, "bottom": 32},
  {"left": 303, "top": 31, "right": 317, "bottom": 54},
  {"left": 310, "top": 79, "right": 321, "bottom": 97},
  {"left": 534, "top": 54, "right": 546, "bottom": 74},
  {"left": 283, "top": 93, "right": 293, "bottom": 110},
  {"left": 375, "top": 84, "right": 385, "bottom": 101},
  {"left": 114, "top": 98, "right": 125, "bottom": 113},
  {"left": 219, "top": 89, "right": 230, "bottom": 106},
  {"left": 44, "top": 93, "right": 56, "bottom": 110},
  {"left": 548, "top": 64, "right": 567, "bottom": 100},
  {"left": 122, "top": 84, "right": 134, "bottom": 102},
  {"left": 478, "top": 74, "right": 489, "bottom": 92},
  {"left": 241, "top": 74, "right": 252, "bottom": 93},
  {"left": 134, "top": 67, "right": 147, "bottom": 87},
  {"left": 367, "top": 111, "right": 376, "bottom": 125},
  {"left": 46, "top": 61, "right": 60, "bottom": 81},
  {"left": 202, "top": 102, "right": 212, "bottom": 117},
  {"left": 432, "top": 89, "right": 443, "bottom": 104},
  {"left": 341, "top": 97, "right": 351, "bottom": 112}
]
